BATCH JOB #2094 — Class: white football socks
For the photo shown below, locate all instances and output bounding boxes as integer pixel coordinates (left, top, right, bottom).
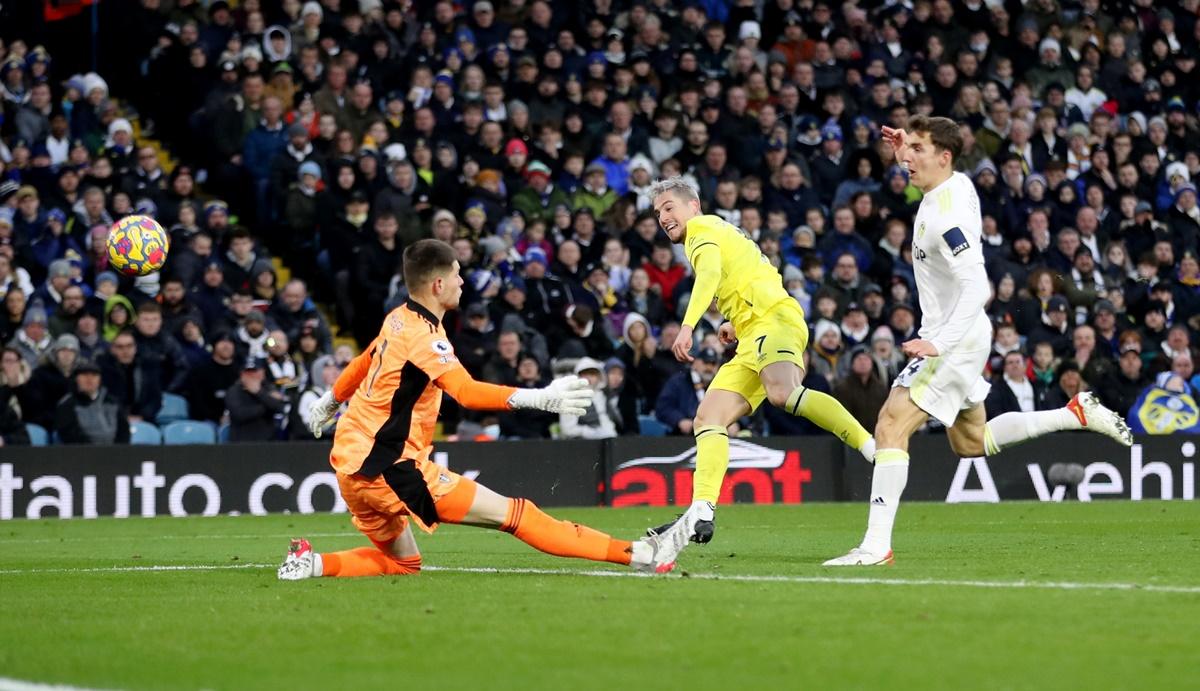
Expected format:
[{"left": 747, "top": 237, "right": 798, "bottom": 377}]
[
  {"left": 312, "top": 552, "right": 324, "bottom": 577},
  {"left": 983, "top": 408, "right": 1081, "bottom": 455},
  {"left": 689, "top": 500, "right": 715, "bottom": 522},
  {"left": 860, "top": 449, "right": 909, "bottom": 555}
]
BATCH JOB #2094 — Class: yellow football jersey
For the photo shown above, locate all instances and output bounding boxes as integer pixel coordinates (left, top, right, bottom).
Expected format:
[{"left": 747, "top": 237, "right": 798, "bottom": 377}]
[{"left": 681, "top": 214, "right": 795, "bottom": 330}]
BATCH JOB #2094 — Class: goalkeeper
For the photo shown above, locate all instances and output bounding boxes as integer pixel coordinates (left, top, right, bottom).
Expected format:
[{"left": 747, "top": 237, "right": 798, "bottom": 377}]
[
  {"left": 279, "top": 239, "right": 661, "bottom": 579},
  {"left": 644, "top": 177, "right": 875, "bottom": 565}
]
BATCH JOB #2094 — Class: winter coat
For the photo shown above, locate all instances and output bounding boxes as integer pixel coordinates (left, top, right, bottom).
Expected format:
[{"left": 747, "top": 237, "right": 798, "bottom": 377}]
[
  {"left": 224, "top": 380, "right": 288, "bottom": 442},
  {"left": 54, "top": 386, "right": 130, "bottom": 444},
  {"left": 655, "top": 370, "right": 703, "bottom": 434}
]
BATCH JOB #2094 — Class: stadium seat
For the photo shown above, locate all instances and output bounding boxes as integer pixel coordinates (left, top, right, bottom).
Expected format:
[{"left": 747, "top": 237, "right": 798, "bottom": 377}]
[
  {"left": 162, "top": 420, "right": 217, "bottom": 445},
  {"left": 129, "top": 421, "right": 163, "bottom": 445},
  {"left": 217, "top": 423, "right": 230, "bottom": 443},
  {"left": 25, "top": 423, "right": 49, "bottom": 447},
  {"left": 638, "top": 415, "right": 669, "bottom": 437},
  {"left": 156, "top": 393, "right": 190, "bottom": 424}
]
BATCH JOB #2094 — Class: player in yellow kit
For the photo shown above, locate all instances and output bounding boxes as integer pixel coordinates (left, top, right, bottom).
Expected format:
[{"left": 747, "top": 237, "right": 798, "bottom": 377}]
[{"left": 642, "top": 176, "right": 876, "bottom": 569}]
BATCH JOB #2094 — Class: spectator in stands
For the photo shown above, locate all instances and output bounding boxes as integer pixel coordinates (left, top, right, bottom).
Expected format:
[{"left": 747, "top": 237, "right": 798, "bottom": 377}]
[
  {"left": 264, "top": 330, "right": 304, "bottom": 399},
  {"left": 8, "top": 305, "right": 51, "bottom": 368},
  {"left": 482, "top": 329, "right": 522, "bottom": 386},
  {"left": 132, "top": 302, "right": 190, "bottom": 393},
  {"left": 55, "top": 360, "right": 129, "bottom": 445},
  {"left": 269, "top": 279, "right": 332, "bottom": 354},
  {"left": 72, "top": 310, "right": 104, "bottom": 362},
  {"left": 642, "top": 239, "right": 685, "bottom": 313},
  {"left": 23, "top": 334, "right": 81, "bottom": 431},
  {"left": 1029, "top": 295, "right": 1073, "bottom": 357},
  {"left": 498, "top": 355, "right": 554, "bottom": 439},
  {"left": 832, "top": 347, "right": 888, "bottom": 431},
  {"left": 351, "top": 212, "right": 401, "bottom": 347},
  {"left": 655, "top": 346, "right": 719, "bottom": 436},
  {"left": 293, "top": 355, "right": 339, "bottom": 441},
  {"left": 97, "top": 329, "right": 162, "bottom": 423},
  {"left": 0, "top": 348, "right": 30, "bottom": 445},
  {"left": 159, "top": 278, "right": 205, "bottom": 340},
  {"left": 572, "top": 162, "right": 618, "bottom": 218},
  {"left": 986, "top": 351, "right": 1039, "bottom": 418},
  {"left": 221, "top": 227, "right": 265, "bottom": 295},
  {"left": 558, "top": 304, "right": 614, "bottom": 360},
  {"left": 225, "top": 358, "right": 288, "bottom": 442},
  {"left": 184, "top": 332, "right": 239, "bottom": 424},
  {"left": 869, "top": 326, "right": 904, "bottom": 384},
  {"left": 559, "top": 357, "right": 618, "bottom": 440},
  {"left": 1, "top": 345, "right": 32, "bottom": 437},
  {"left": 615, "top": 312, "right": 662, "bottom": 415},
  {"left": 454, "top": 303, "right": 496, "bottom": 378},
  {"left": 243, "top": 96, "right": 287, "bottom": 220},
  {"left": 47, "top": 284, "right": 86, "bottom": 338},
  {"left": 190, "top": 261, "right": 232, "bottom": 332}
]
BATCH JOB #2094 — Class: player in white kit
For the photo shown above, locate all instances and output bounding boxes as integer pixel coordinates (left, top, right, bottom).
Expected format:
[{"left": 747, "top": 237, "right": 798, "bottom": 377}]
[{"left": 823, "top": 116, "right": 1133, "bottom": 567}]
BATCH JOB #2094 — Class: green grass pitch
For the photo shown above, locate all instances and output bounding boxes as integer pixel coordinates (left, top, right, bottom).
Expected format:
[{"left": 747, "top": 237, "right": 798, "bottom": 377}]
[{"left": 2, "top": 501, "right": 1198, "bottom": 690}]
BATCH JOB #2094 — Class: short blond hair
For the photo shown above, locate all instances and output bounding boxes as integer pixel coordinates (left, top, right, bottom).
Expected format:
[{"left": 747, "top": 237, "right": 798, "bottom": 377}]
[{"left": 648, "top": 176, "right": 699, "bottom": 203}]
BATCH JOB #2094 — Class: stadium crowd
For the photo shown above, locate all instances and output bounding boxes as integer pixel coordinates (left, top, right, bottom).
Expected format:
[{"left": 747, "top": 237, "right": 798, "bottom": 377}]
[{"left": 3, "top": 0, "right": 1200, "bottom": 445}]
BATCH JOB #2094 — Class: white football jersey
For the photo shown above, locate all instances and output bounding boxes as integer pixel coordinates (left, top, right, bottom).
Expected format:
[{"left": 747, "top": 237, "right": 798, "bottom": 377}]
[{"left": 910, "top": 171, "right": 992, "bottom": 354}]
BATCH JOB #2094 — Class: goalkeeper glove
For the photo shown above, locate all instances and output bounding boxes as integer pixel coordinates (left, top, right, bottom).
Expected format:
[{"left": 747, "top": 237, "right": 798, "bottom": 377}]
[
  {"left": 308, "top": 391, "right": 341, "bottom": 438},
  {"left": 507, "top": 375, "right": 594, "bottom": 416}
]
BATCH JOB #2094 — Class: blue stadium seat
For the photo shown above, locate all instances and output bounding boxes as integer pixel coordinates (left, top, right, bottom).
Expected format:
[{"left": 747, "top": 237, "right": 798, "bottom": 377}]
[
  {"left": 25, "top": 423, "right": 49, "bottom": 447},
  {"left": 129, "top": 421, "right": 163, "bottom": 445},
  {"left": 217, "top": 423, "right": 230, "bottom": 443},
  {"left": 162, "top": 420, "right": 217, "bottom": 445},
  {"left": 638, "top": 415, "right": 669, "bottom": 437},
  {"left": 156, "top": 393, "right": 190, "bottom": 424}
]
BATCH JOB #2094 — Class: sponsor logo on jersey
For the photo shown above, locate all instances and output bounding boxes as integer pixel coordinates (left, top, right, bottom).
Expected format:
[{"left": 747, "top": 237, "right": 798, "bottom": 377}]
[
  {"left": 943, "top": 226, "right": 970, "bottom": 256},
  {"left": 431, "top": 339, "right": 453, "bottom": 355}
]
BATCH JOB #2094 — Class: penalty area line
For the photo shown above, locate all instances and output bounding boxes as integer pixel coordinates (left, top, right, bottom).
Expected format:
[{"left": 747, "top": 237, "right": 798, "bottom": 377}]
[{"left": 1, "top": 562, "right": 1197, "bottom": 594}]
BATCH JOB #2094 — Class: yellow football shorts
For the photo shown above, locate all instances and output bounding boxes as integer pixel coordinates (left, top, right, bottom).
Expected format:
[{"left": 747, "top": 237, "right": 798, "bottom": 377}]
[{"left": 709, "top": 300, "right": 809, "bottom": 411}]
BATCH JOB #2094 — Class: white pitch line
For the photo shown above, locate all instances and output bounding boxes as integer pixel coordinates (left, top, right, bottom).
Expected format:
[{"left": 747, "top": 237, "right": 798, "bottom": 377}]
[
  {"left": 0, "top": 677, "right": 115, "bottom": 691},
  {"left": 0, "top": 563, "right": 272, "bottom": 575},
  {"left": 1, "top": 561, "right": 1197, "bottom": 594},
  {"left": 422, "top": 566, "right": 1200, "bottom": 594}
]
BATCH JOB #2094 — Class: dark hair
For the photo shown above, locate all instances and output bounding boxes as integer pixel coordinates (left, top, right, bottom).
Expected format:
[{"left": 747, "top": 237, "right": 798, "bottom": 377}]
[
  {"left": 907, "top": 114, "right": 963, "bottom": 160},
  {"left": 137, "top": 301, "right": 162, "bottom": 315},
  {"left": 403, "top": 238, "right": 457, "bottom": 288}
]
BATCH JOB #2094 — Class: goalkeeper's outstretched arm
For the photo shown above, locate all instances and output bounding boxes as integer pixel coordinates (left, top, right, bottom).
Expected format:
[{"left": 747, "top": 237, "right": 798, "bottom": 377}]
[{"left": 436, "top": 366, "right": 593, "bottom": 416}]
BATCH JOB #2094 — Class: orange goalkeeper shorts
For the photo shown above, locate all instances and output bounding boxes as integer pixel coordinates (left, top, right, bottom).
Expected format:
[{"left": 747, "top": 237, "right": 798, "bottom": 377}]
[{"left": 336, "top": 459, "right": 477, "bottom": 541}]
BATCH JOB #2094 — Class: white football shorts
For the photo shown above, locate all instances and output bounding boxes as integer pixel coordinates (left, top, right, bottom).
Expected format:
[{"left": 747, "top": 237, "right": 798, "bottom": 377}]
[{"left": 892, "top": 346, "right": 991, "bottom": 427}]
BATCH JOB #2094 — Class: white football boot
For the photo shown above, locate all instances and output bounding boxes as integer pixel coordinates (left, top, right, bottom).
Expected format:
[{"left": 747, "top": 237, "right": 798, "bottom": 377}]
[
  {"left": 1069, "top": 392, "right": 1133, "bottom": 446},
  {"left": 822, "top": 547, "right": 895, "bottom": 567},
  {"left": 634, "top": 504, "right": 713, "bottom": 574},
  {"left": 277, "top": 538, "right": 317, "bottom": 580},
  {"left": 860, "top": 436, "right": 877, "bottom": 464}
]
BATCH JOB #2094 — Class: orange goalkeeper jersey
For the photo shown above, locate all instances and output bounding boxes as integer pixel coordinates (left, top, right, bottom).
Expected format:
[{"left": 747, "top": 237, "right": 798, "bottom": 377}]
[{"left": 330, "top": 299, "right": 516, "bottom": 476}]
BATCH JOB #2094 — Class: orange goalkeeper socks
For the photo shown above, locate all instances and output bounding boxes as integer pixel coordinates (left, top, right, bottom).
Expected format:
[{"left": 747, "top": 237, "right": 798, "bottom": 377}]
[
  {"left": 502, "top": 498, "right": 632, "bottom": 565},
  {"left": 320, "top": 540, "right": 422, "bottom": 577}
]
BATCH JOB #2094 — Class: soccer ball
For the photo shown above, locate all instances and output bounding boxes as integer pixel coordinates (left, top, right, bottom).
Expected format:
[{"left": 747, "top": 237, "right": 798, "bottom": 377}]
[{"left": 107, "top": 215, "right": 169, "bottom": 276}]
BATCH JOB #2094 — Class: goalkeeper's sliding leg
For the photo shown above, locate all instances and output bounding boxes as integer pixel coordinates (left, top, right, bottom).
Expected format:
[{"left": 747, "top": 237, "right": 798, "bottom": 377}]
[{"left": 279, "top": 466, "right": 661, "bottom": 579}]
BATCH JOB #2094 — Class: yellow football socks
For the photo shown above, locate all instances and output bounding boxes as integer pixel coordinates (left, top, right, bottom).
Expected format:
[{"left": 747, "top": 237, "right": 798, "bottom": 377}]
[
  {"left": 691, "top": 425, "right": 729, "bottom": 503},
  {"left": 785, "top": 385, "right": 872, "bottom": 452}
]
